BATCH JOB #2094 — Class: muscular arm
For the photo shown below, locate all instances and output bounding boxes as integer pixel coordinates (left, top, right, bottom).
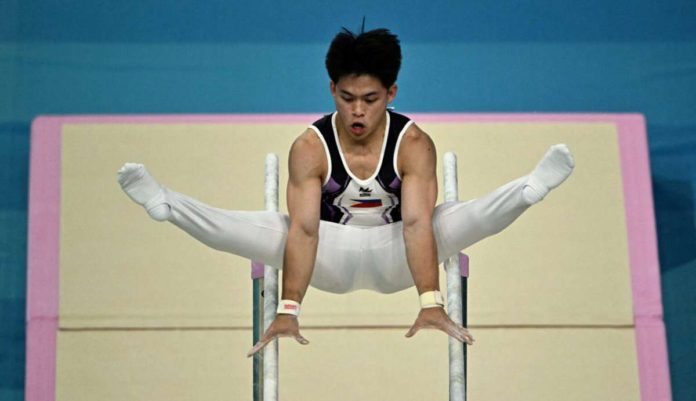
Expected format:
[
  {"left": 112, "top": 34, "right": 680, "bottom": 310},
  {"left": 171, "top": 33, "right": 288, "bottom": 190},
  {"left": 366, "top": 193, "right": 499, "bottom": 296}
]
[
  {"left": 399, "top": 125, "right": 474, "bottom": 345},
  {"left": 399, "top": 126, "right": 439, "bottom": 294},
  {"left": 247, "top": 129, "right": 325, "bottom": 356},
  {"left": 282, "top": 130, "right": 325, "bottom": 302}
]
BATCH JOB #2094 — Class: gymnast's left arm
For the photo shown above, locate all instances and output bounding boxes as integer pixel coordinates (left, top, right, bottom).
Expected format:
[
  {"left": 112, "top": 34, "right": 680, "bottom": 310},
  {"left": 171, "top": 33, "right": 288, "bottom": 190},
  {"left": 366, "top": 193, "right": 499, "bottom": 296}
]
[{"left": 399, "top": 125, "right": 474, "bottom": 345}]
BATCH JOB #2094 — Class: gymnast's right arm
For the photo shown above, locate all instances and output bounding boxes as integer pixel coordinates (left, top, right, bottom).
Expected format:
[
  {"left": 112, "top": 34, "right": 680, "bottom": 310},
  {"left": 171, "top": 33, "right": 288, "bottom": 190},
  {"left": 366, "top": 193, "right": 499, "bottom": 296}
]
[{"left": 247, "top": 130, "right": 325, "bottom": 357}]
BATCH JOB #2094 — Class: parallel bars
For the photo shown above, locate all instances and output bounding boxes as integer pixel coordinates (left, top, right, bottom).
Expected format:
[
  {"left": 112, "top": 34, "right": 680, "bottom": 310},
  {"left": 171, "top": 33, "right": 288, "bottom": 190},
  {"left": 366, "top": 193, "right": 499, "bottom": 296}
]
[{"left": 251, "top": 152, "right": 468, "bottom": 401}]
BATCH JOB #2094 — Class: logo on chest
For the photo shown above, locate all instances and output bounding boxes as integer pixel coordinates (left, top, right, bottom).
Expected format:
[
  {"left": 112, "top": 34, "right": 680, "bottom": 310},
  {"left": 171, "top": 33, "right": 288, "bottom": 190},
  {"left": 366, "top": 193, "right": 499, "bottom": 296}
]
[
  {"left": 350, "top": 186, "right": 382, "bottom": 208},
  {"left": 350, "top": 198, "right": 383, "bottom": 208}
]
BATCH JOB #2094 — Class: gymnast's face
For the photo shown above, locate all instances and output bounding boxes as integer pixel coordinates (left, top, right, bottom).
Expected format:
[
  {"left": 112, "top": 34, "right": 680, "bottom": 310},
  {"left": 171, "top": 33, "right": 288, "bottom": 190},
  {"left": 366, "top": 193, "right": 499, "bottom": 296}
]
[{"left": 330, "top": 74, "right": 397, "bottom": 143}]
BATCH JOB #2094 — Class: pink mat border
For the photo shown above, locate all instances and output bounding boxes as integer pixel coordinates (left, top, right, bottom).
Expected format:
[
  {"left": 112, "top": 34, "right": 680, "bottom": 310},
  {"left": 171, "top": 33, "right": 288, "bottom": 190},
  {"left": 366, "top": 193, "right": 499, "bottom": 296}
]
[
  {"left": 26, "top": 117, "right": 62, "bottom": 401},
  {"left": 26, "top": 113, "right": 670, "bottom": 401}
]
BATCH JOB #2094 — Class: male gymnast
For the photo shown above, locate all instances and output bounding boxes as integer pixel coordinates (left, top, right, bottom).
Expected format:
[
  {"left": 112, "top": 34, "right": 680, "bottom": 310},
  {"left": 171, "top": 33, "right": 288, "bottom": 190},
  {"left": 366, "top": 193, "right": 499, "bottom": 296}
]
[{"left": 117, "top": 28, "right": 575, "bottom": 357}]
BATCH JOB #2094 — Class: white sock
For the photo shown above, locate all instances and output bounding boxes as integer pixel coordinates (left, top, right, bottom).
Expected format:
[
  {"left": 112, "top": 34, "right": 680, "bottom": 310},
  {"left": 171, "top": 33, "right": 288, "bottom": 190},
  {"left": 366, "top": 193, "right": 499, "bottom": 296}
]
[
  {"left": 522, "top": 144, "right": 575, "bottom": 204},
  {"left": 117, "top": 163, "right": 171, "bottom": 221}
]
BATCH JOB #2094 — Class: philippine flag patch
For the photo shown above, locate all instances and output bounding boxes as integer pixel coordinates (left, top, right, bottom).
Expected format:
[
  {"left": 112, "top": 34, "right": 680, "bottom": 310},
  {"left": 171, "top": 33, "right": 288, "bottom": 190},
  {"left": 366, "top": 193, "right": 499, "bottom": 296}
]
[{"left": 351, "top": 199, "right": 383, "bottom": 208}]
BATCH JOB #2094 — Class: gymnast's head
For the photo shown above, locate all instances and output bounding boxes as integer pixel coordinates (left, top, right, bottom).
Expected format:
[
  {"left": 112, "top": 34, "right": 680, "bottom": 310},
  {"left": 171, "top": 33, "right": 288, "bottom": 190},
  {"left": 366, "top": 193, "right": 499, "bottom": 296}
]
[{"left": 325, "top": 27, "right": 402, "bottom": 90}]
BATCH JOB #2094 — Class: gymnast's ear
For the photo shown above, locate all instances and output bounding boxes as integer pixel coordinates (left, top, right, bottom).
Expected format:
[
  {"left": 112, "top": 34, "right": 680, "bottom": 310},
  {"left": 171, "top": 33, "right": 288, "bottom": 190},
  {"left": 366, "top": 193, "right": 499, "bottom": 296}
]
[{"left": 387, "top": 84, "right": 398, "bottom": 103}]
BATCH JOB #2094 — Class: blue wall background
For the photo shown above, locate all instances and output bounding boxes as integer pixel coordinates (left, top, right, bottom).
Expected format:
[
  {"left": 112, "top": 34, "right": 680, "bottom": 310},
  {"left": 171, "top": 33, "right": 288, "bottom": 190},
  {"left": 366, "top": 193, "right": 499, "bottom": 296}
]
[{"left": 1, "top": 1, "right": 694, "bottom": 400}]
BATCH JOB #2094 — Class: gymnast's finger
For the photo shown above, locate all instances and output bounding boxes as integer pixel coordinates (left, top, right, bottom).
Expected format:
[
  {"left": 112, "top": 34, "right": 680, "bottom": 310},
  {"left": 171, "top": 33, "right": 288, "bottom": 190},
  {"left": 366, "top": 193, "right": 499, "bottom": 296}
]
[
  {"left": 456, "top": 329, "right": 474, "bottom": 345},
  {"left": 405, "top": 324, "right": 420, "bottom": 338},
  {"left": 247, "top": 337, "right": 274, "bottom": 357},
  {"left": 449, "top": 325, "right": 474, "bottom": 345},
  {"left": 441, "top": 322, "right": 466, "bottom": 344},
  {"left": 294, "top": 333, "right": 310, "bottom": 345},
  {"left": 449, "top": 329, "right": 468, "bottom": 344},
  {"left": 461, "top": 328, "right": 475, "bottom": 345}
]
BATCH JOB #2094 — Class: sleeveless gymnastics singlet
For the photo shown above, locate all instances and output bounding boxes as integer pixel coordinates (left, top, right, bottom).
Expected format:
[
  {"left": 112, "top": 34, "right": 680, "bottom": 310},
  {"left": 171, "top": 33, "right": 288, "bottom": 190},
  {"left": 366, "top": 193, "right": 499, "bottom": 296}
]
[{"left": 309, "top": 110, "right": 414, "bottom": 227}]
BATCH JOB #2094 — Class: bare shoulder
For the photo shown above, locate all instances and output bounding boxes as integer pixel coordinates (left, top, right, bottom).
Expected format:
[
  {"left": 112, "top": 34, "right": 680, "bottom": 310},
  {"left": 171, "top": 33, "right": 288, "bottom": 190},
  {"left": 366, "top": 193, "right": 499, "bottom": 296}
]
[
  {"left": 289, "top": 128, "right": 327, "bottom": 182},
  {"left": 291, "top": 128, "right": 324, "bottom": 155},
  {"left": 398, "top": 123, "right": 436, "bottom": 175}
]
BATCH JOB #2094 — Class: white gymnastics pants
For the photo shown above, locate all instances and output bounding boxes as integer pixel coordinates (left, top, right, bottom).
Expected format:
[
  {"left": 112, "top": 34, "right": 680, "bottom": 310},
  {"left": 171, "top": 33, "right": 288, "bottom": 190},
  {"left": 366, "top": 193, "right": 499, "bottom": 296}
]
[{"left": 159, "top": 174, "right": 532, "bottom": 294}]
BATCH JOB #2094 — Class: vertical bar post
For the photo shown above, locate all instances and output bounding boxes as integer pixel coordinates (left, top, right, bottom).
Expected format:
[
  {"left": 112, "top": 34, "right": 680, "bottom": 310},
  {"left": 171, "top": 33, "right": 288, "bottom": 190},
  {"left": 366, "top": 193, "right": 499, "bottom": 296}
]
[
  {"left": 263, "top": 154, "right": 279, "bottom": 401},
  {"left": 251, "top": 261, "right": 265, "bottom": 401},
  {"left": 443, "top": 152, "right": 466, "bottom": 401},
  {"left": 460, "top": 253, "right": 469, "bottom": 401}
]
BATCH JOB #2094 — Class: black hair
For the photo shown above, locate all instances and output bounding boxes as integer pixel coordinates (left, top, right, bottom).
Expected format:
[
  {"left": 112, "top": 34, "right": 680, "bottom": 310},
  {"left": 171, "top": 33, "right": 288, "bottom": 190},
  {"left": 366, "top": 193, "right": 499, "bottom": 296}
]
[{"left": 325, "top": 28, "right": 402, "bottom": 89}]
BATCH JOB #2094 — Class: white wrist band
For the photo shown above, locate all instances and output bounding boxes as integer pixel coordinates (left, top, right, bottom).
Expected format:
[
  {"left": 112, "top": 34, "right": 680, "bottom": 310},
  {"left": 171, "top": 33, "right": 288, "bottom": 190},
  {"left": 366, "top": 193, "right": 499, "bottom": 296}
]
[
  {"left": 277, "top": 299, "right": 301, "bottom": 316},
  {"left": 419, "top": 290, "right": 445, "bottom": 309}
]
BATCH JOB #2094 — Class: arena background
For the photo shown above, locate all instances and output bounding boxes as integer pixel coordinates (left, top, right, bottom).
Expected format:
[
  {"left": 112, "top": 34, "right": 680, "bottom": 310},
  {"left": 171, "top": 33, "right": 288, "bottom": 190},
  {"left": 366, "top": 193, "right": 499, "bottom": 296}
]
[{"left": 1, "top": 1, "right": 694, "bottom": 400}]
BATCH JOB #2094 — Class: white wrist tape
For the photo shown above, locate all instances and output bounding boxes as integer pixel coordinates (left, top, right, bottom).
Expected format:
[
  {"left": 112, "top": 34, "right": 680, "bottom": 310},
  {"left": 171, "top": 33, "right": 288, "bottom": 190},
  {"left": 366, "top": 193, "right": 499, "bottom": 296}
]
[
  {"left": 277, "top": 299, "right": 301, "bottom": 316},
  {"left": 419, "top": 290, "right": 445, "bottom": 309}
]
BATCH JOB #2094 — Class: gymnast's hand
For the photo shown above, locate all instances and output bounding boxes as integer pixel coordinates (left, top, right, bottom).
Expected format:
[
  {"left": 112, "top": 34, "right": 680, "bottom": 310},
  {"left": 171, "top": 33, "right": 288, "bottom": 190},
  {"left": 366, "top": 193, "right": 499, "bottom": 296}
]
[
  {"left": 405, "top": 307, "right": 475, "bottom": 345},
  {"left": 247, "top": 314, "right": 309, "bottom": 357}
]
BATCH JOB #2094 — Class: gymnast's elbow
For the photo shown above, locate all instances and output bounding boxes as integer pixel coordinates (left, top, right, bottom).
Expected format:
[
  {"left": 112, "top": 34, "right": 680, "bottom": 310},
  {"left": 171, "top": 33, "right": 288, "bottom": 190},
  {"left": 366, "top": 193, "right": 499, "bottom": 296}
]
[
  {"left": 288, "top": 216, "right": 319, "bottom": 243},
  {"left": 401, "top": 212, "right": 434, "bottom": 239}
]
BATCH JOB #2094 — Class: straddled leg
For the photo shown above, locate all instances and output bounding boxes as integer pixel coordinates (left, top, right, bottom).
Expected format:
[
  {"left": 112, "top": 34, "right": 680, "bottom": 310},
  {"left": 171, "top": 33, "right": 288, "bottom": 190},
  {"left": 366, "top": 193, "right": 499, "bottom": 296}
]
[
  {"left": 118, "top": 163, "right": 289, "bottom": 267},
  {"left": 117, "top": 164, "right": 381, "bottom": 294},
  {"left": 433, "top": 144, "right": 575, "bottom": 259}
]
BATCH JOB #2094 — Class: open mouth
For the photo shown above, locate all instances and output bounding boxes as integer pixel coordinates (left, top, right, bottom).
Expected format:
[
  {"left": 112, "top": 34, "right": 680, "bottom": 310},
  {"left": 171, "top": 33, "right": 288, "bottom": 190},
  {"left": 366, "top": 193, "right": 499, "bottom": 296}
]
[{"left": 350, "top": 122, "right": 365, "bottom": 134}]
